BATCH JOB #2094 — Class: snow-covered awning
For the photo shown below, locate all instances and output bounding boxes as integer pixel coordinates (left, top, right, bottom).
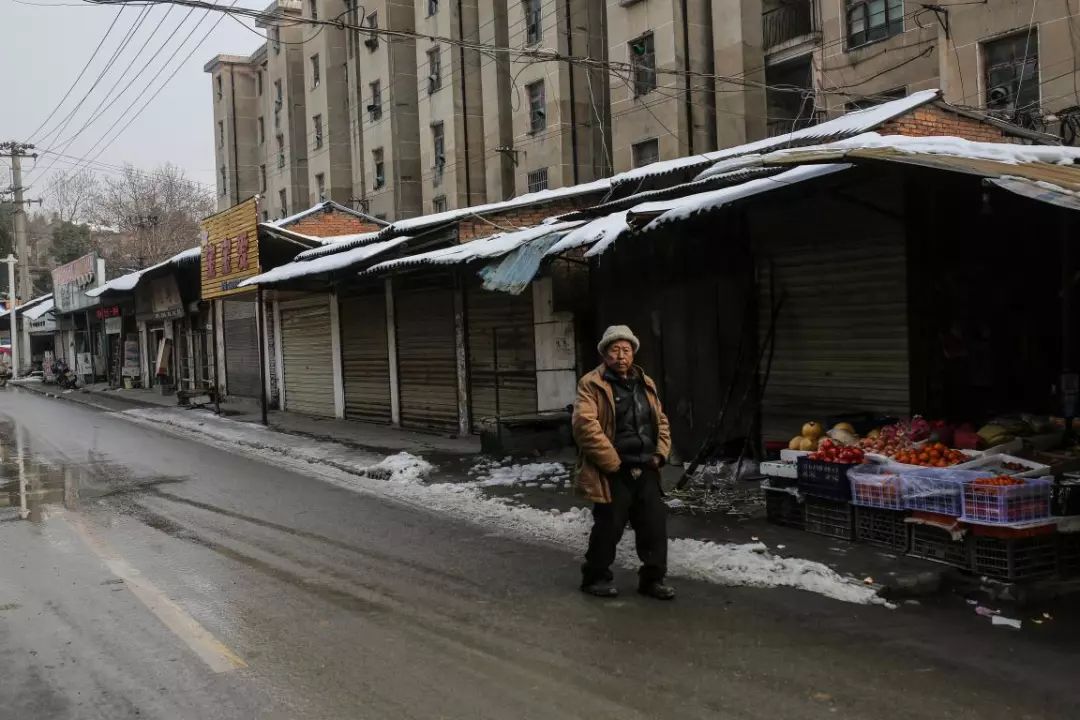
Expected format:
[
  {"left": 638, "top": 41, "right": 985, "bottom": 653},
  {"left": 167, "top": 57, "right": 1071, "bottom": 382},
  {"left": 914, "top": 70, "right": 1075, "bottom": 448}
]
[
  {"left": 371, "top": 180, "right": 609, "bottom": 241},
  {"left": 293, "top": 231, "right": 384, "bottom": 261},
  {"left": 238, "top": 237, "right": 410, "bottom": 287},
  {"left": 606, "top": 90, "right": 941, "bottom": 192},
  {"left": 986, "top": 176, "right": 1080, "bottom": 211},
  {"left": 87, "top": 247, "right": 201, "bottom": 297},
  {"left": 22, "top": 298, "right": 55, "bottom": 321},
  {"left": 263, "top": 199, "right": 389, "bottom": 229},
  {"left": 364, "top": 221, "right": 582, "bottom": 275},
  {"left": 0, "top": 293, "right": 53, "bottom": 320},
  {"left": 545, "top": 211, "right": 631, "bottom": 258}
]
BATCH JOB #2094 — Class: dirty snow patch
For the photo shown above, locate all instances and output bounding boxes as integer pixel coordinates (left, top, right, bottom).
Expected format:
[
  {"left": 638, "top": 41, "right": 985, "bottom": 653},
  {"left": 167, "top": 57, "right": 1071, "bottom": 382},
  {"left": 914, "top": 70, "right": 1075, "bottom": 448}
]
[{"left": 470, "top": 459, "right": 569, "bottom": 487}]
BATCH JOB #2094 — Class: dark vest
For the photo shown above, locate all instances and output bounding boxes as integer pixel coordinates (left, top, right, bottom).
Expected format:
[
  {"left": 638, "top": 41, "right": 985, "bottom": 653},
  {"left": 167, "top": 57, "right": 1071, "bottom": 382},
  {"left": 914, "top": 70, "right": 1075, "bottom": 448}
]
[{"left": 603, "top": 367, "right": 657, "bottom": 466}]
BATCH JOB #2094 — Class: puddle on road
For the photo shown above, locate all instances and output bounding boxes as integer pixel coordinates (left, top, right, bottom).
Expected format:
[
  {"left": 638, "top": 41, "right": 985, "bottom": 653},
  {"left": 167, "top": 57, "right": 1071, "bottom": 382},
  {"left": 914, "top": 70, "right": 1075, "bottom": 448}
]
[{"left": 0, "top": 419, "right": 182, "bottom": 523}]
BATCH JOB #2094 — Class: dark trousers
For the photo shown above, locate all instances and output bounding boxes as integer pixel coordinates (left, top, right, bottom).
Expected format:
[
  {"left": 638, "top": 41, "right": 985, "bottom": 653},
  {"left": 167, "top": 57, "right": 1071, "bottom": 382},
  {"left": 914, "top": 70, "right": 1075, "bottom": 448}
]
[{"left": 582, "top": 467, "right": 667, "bottom": 585}]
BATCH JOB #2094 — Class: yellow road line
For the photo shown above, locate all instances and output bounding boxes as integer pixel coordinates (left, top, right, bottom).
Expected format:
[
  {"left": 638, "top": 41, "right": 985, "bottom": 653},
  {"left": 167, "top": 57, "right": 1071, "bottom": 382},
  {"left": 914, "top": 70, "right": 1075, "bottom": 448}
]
[{"left": 63, "top": 510, "right": 247, "bottom": 674}]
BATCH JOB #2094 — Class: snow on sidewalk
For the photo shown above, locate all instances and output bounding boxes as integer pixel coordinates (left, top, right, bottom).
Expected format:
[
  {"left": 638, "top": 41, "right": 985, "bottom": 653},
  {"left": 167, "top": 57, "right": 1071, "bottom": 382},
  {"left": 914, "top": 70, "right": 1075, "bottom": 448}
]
[{"left": 119, "top": 407, "right": 886, "bottom": 607}]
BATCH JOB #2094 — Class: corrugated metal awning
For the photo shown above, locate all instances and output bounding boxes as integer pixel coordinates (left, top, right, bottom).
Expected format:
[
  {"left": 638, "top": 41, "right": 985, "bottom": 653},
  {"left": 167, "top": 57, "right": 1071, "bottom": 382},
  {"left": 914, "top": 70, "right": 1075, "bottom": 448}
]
[{"left": 986, "top": 176, "right": 1080, "bottom": 211}]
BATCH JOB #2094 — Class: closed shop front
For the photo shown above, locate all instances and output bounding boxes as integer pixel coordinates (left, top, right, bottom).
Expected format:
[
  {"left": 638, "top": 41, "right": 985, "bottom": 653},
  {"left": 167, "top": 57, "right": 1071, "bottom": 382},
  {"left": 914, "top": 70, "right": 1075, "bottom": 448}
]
[
  {"left": 466, "top": 280, "right": 536, "bottom": 432},
  {"left": 223, "top": 299, "right": 261, "bottom": 397},
  {"left": 280, "top": 297, "right": 335, "bottom": 417},
  {"left": 756, "top": 197, "right": 909, "bottom": 442},
  {"left": 339, "top": 289, "right": 392, "bottom": 423},
  {"left": 394, "top": 274, "right": 459, "bottom": 431}
]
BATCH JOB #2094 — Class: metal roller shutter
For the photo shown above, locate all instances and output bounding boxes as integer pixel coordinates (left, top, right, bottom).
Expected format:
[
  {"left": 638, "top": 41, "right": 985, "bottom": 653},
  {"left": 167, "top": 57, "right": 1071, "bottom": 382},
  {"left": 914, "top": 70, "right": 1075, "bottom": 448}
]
[
  {"left": 280, "top": 298, "right": 336, "bottom": 417},
  {"left": 759, "top": 229, "right": 909, "bottom": 442},
  {"left": 223, "top": 300, "right": 261, "bottom": 398},
  {"left": 395, "top": 275, "right": 459, "bottom": 431},
  {"left": 340, "top": 290, "right": 392, "bottom": 423},
  {"left": 466, "top": 281, "right": 536, "bottom": 432}
]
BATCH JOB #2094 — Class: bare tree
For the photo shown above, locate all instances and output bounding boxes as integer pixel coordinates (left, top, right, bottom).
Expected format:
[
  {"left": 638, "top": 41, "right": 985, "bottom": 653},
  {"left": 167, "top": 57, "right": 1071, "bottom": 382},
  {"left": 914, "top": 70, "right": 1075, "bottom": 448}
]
[
  {"left": 89, "top": 163, "right": 214, "bottom": 270},
  {"left": 44, "top": 169, "right": 99, "bottom": 224}
]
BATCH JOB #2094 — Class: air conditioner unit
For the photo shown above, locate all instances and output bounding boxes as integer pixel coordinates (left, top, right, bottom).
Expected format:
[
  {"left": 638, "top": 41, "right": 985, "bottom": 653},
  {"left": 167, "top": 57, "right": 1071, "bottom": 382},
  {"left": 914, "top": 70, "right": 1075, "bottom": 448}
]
[
  {"left": 364, "top": 36, "right": 379, "bottom": 50},
  {"left": 988, "top": 85, "right": 1011, "bottom": 106},
  {"left": 367, "top": 103, "right": 381, "bottom": 113},
  {"left": 536, "top": 108, "right": 546, "bottom": 117}
]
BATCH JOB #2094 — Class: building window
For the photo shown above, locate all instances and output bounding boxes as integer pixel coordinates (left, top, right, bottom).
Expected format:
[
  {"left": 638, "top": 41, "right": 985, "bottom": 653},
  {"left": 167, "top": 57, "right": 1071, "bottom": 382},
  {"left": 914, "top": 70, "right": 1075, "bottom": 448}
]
[
  {"left": 262, "top": 210, "right": 269, "bottom": 222},
  {"left": 277, "top": 134, "right": 285, "bottom": 167},
  {"left": 308, "top": 0, "right": 318, "bottom": 20},
  {"left": 527, "top": 80, "right": 546, "bottom": 132},
  {"left": 257, "top": 71, "right": 263, "bottom": 96},
  {"left": 527, "top": 167, "right": 548, "bottom": 192},
  {"left": 984, "top": 30, "right": 1040, "bottom": 117},
  {"left": 279, "top": 188, "right": 287, "bottom": 217},
  {"left": 272, "top": 26, "right": 281, "bottom": 54},
  {"left": 311, "top": 53, "right": 321, "bottom": 88},
  {"left": 217, "top": 120, "right": 224, "bottom": 147},
  {"left": 428, "top": 0, "right": 438, "bottom": 16},
  {"left": 369, "top": 80, "right": 382, "bottom": 121},
  {"left": 313, "top": 114, "right": 324, "bottom": 149},
  {"left": 216, "top": 75, "right": 223, "bottom": 101},
  {"left": 259, "top": 164, "right": 267, "bottom": 192},
  {"left": 845, "top": 0, "right": 903, "bottom": 49},
  {"left": 373, "top": 147, "right": 385, "bottom": 189},
  {"left": 219, "top": 166, "right": 227, "bottom": 196},
  {"left": 427, "top": 47, "right": 442, "bottom": 93},
  {"left": 315, "top": 173, "right": 326, "bottom": 201},
  {"left": 258, "top": 116, "right": 265, "bottom": 144},
  {"left": 365, "top": 11, "right": 379, "bottom": 51},
  {"left": 524, "top": 0, "right": 542, "bottom": 45},
  {"left": 274, "top": 79, "right": 282, "bottom": 127},
  {"left": 432, "top": 122, "right": 445, "bottom": 185},
  {"left": 432, "top": 195, "right": 447, "bottom": 212},
  {"left": 632, "top": 137, "right": 659, "bottom": 168},
  {"left": 629, "top": 32, "right": 656, "bottom": 97}
]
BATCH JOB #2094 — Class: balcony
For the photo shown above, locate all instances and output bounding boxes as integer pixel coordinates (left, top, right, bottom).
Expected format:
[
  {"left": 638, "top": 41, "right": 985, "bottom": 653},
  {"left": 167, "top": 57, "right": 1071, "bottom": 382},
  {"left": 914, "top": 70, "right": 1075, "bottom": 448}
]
[{"left": 762, "top": 1, "right": 818, "bottom": 53}]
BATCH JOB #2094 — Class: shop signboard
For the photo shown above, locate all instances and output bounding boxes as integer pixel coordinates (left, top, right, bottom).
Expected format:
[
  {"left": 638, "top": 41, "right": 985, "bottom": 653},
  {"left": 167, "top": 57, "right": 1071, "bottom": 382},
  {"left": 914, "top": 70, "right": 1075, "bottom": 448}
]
[
  {"left": 137, "top": 275, "right": 185, "bottom": 321},
  {"left": 199, "top": 196, "right": 260, "bottom": 299},
  {"left": 105, "top": 317, "right": 122, "bottom": 335},
  {"left": 52, "top": 252, "right": 102, "bottom": 313},
  {"left": 95, "top": 305, "right": 121, "bottom": 320},
  {"left": 122, "top": 340, "right": 141, "bottom": 378},
  {"left": 29, "top": 316, "right": 57, "bottom": 334}
]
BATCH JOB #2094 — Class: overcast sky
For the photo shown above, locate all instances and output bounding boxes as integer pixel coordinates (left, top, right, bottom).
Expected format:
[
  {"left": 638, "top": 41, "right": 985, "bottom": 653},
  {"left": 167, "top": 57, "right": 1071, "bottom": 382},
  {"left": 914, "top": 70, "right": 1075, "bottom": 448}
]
[{"left": 1, "top": 0, "right": 262, "bottom": 201}]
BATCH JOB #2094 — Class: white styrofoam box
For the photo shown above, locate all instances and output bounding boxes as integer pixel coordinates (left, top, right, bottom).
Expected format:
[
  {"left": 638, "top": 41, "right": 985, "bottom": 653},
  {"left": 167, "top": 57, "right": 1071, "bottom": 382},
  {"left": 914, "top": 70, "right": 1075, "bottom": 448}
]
[
  {"left": 780, "top": 449, "right": 810, "bottom": 463},
  {"left": 955, "top": 453, "right": 1051, "bottom": 478},
  {"left": 760, "top": 461, "right": 797, "bottom": 479}
]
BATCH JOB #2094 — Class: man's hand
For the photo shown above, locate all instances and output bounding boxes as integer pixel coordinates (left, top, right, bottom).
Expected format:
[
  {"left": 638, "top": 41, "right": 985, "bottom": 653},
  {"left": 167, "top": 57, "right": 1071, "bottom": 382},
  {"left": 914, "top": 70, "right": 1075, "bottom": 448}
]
[{"left": 646, "top": 455, "right": 664, "bottom": 470}]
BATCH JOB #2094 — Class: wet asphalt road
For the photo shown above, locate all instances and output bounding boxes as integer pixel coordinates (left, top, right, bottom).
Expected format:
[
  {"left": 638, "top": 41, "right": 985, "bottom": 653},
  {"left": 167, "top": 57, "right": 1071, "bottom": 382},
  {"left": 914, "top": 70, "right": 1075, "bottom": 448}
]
[{"left": 1, "top": 387, "right": 1078, "bottom": 720}]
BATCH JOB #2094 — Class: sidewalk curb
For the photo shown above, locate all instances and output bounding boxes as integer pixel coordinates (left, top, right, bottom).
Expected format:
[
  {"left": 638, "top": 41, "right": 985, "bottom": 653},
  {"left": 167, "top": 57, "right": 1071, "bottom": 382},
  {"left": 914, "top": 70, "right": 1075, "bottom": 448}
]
[{"left": 11, "top": 381, "right": 159, "bottom": 413}]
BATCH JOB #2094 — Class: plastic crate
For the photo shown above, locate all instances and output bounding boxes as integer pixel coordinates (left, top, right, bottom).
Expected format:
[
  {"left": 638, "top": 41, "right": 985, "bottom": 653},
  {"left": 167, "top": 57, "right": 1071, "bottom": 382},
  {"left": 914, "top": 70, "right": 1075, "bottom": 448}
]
[
  {"left": 764, "top": 487, "right": 805, "bottom": 529},
  {"left": 797, "top": 457, "right": 854, "bottom": 500},
  {"left": 908, "top": 524, "right": 970, "bottom": 569},
  {"left": 804, "top": 496, "right": 854, "bottom": 540},
  {"left": 1060, "top": 533, "right": 1080, "bottom": 578},
  {"left": 902, "top": 469, "right": 982, "bottom": 516},
  {"left": 962, "top": 477, "right": 1053, "bottom": 525},
  {"left": 849, "top": 465, "right": 904, "bottom": 510},
  {"left": 970, "top": 530, "right": 1058, "bottom": 581},
  {"left": 854, "top": 506, "right": 909, "bottom": 551}
]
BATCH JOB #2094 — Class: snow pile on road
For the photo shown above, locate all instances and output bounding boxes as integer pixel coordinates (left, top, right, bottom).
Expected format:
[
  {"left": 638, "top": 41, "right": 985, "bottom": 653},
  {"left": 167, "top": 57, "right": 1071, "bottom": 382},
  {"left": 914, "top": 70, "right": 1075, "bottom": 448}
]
[
  {"left": 120, "top": 408, "right": 884, "bottom": 607},
  {"left": 469, "top": 458, "right": 569, "bottom": 487}
]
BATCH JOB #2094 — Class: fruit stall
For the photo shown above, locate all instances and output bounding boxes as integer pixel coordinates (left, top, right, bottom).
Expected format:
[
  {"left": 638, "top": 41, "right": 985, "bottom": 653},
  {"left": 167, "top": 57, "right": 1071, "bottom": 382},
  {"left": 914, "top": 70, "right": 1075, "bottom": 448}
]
[{"left": 761, "top": 417, "right": 1080, "bottom": 583}]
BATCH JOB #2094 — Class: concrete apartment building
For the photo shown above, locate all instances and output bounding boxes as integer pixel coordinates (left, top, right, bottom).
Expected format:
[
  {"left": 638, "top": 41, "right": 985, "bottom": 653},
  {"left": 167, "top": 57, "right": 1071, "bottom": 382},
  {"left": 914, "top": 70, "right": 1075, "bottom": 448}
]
[
  {"left": 207, "top": 0, "right": 1080, "bottom": 217},
  {"left": 478, "top": 0, "right": 611, "bottom": 200}
]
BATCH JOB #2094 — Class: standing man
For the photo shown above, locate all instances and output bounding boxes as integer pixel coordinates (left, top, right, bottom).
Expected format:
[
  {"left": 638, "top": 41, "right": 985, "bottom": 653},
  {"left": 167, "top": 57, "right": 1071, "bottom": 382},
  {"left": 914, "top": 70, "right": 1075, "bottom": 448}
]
[{"left": 572, "top": 325, "right": 675, "bottom": 600}]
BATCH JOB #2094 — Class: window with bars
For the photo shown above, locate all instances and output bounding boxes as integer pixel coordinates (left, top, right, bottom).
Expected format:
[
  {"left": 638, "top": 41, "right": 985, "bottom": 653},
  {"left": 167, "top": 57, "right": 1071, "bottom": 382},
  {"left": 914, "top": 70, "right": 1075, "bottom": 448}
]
[
  {"left": 629, "top": 32, "right": 656, "bottom": 97},
  {"left": 365, "top": 11, "right": 379, "bottom": 51},
  {"left": 432, "top": 122, "right": 445, "bottom": 185},
  {"left": 369, "top": 80, "right": 382, "bottom": 121},
  {"left": 427, "top": 47, "right": 442, "bottom": 94},
  {"left": 217, "top": 120, "right": 224, "bottom": 147},
  {"left": 373, "top": 147, "right": 385, "bottom": 189},
  {"left": 274, "top": 79, "right": 282, "bottom": 127},
  {"left": 216, "top": 75, "right": 223, "bottom": 101},
  {"left": 258, "top": 117, "right": 265, "bottom": 144},
  {"left": 428, "top": 0, "right": 438, "bottom": 15},
  {"left": 259, "top": 164, "right": 267, "bottom": 192},
  {"left": 983, "top": 31, "right": 1040, "bottom": 115},
  {"left": 277, "top": 134, "right": 285, "bottom": 167},
  {"left": 257, "top": 71, "right": 263, "bottom": 96},
  {"left": 316, "top": 173, "right": 326, "bottom": 201},
  {"left": 309, "top": 0, "right": 318, "bottom": 20},
  {"left": 432, "top": 195, "right": 447, "bottom": 212},
  {"left": 845, "top": 0, "right": 903, "bottom": 49},
  {"left": 524, "top": 0, "right": 542, "bottom": 45},
  {"left": 272, "top": 25, "right": 281, "bottom": 54},
  {"left": 279, "top": 188, "right": 287, "bottom": 217},
  {"left": 313, "top": 114, "right": 324, "bottom": 149},
  {"left": 632, "top": 137, "right": 659, "bottom": 168},
  {"left": 219, "top": 166, "right": 227, "bottom": 196},
  {"left": 311, "top": 53, "right": 321, "bottom": 88},
  {"left": 527, "top": 167, "right": 548, "bottom": 192},
  {"left": 527, "top": 80, "right": 546, "bottom": 132}
]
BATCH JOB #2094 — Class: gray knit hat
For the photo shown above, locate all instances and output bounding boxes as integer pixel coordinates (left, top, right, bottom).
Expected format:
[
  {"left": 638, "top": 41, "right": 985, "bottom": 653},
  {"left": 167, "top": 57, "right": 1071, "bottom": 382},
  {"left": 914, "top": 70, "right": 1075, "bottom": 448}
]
[{"left": 597, "top": 325, "right": 640, "bottom": 354}]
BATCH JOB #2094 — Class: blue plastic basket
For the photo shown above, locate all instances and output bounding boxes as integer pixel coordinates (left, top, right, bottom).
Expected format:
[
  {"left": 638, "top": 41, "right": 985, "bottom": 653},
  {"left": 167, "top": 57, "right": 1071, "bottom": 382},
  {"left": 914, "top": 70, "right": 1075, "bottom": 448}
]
[
  {"left": 848, "top": 465, "right": 904, "bottom": 510},
  {"left": 901, "top": 468, "right": 984, "bottom": 517},
  {"left": 962, "top": 476, "right": 1053, "bottom": 525}
]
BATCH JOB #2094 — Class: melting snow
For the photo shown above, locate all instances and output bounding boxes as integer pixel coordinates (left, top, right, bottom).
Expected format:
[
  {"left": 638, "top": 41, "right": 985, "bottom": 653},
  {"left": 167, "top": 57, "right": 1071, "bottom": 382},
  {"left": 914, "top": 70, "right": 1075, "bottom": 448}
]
[
  {"left": 87, "top": 247, "right": 200, "bottom": 297},
  {"left": 294, "top": 231, "right": 385, "bottom": 261},
  {"left": 546, "top": 211, "right": 630, "bottom": 256},
  {"left": 118, "top": 408, "right": 885, "bottom": 606},
  {"left": 469, "top": 459, "right": 569, "bottom": 487},
  {"left": 239, "top": 237, "right": 409, "bottom": 286}
]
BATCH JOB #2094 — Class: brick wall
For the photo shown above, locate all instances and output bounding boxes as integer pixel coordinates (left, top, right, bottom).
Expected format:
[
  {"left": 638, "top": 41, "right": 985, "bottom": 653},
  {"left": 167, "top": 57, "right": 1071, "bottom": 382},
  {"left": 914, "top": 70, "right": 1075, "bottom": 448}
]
[
  {"left": 879, "top": 105, "right": 1023, "bottom": 144},
  {"left": 285, "top": 209, "right": 384, "bottom": 237},
  {"left": 457, "top": 195, "right": 601, "bottom": 242}
]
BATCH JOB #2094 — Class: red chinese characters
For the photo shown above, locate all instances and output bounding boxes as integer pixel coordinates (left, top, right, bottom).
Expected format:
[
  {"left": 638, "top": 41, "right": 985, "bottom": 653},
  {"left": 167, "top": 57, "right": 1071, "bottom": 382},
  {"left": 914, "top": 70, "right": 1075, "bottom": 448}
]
[
  {"left": 236, "top": 233, "right": 250, "bottom": 271},
  {"left": 222, "top": 236, "right": 234, "bottom": 275},
  {"left": 205, "top": 242, "right": 217, "bottom": 279}
]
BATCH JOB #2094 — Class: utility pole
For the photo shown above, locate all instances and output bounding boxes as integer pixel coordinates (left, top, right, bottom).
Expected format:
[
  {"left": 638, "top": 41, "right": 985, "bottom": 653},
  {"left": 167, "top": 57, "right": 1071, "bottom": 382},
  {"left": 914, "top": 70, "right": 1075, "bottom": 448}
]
[
  {"left": 3, "top": 254, "right": 18, "bottom": 379},
  {"left": 1, "top": 142, "right": 40, "bottom": 308}
]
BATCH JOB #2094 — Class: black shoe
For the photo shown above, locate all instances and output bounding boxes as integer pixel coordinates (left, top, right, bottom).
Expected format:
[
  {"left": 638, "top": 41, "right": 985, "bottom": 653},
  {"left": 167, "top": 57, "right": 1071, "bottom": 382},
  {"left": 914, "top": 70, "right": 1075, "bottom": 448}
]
[
  {"left": 638, "top": 581, "right": 676, "bottom": 600},
  {"left": 580, "top": 581, "right": 619, "bottom": 598}
]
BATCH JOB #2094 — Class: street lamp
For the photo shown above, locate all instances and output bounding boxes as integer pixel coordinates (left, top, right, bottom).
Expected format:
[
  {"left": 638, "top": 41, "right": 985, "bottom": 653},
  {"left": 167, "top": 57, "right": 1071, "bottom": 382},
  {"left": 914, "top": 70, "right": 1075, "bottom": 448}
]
[{"left": 2, "top": 254, "right": 18, "bottom": 379}]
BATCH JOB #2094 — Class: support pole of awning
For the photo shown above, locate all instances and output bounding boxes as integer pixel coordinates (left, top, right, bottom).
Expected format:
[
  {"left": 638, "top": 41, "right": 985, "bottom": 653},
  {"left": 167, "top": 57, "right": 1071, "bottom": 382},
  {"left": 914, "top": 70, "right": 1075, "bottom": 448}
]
[{"left": 257, "top": 284, "right": 268, "bottom": 427}]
